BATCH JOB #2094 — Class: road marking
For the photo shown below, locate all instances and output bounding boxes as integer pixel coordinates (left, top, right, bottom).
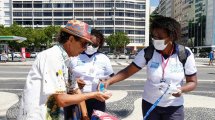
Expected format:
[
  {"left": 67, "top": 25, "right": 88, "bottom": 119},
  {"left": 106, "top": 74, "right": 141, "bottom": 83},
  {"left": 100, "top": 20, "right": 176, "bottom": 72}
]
[
  {"left": 0, "top": 88, "right": 23, "bottom": 91},
  {"left": 0, "top": 71, "right": 28, "bottom": 74},
  {"left": 0, "top": 77, "right": 26, "bottom": 80}
]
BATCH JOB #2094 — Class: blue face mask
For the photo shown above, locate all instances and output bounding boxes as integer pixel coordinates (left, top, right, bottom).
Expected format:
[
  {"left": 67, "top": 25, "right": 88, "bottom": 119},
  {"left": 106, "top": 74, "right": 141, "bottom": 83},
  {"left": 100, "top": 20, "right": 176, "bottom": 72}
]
[{"left": 85, "top": 45, "right": 99, "bottom": 55}]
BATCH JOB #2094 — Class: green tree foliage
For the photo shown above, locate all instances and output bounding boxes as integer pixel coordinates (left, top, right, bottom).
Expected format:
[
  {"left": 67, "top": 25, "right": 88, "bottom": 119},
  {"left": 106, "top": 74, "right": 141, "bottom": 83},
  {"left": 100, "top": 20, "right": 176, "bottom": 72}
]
[
  {"left": 106, "top": 32, "right": 130, "bottom": 53},
  {"left": 0, "top": 23, "right": 60, "bottom": 51}
]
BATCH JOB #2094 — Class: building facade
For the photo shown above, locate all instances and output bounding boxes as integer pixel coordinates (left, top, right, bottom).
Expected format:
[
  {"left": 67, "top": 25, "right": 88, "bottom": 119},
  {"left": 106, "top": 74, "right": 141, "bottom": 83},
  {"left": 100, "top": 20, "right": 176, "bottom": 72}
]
[
  {"left": 0, "top": 0, "right": 12, "bottom": 27},
  {"left": 205, "top": 0, "right": 215, "bottom": 49},
  {"left": 0, "top": 0, "right": 150, "bottom": 51}
]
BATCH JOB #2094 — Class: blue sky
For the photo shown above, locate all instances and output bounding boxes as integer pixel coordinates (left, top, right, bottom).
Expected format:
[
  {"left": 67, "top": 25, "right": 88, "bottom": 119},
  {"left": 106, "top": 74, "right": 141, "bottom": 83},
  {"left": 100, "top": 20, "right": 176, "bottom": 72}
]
[{"left": 150, "top": 0, "right": 159, "bottom": 7}]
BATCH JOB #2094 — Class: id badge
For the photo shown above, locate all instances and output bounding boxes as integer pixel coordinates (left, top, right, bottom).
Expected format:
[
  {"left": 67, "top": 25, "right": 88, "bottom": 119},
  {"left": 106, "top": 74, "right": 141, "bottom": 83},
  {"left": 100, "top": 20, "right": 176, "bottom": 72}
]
[{"left": 158, "top": 82, "right": 169, "bottom": 94}]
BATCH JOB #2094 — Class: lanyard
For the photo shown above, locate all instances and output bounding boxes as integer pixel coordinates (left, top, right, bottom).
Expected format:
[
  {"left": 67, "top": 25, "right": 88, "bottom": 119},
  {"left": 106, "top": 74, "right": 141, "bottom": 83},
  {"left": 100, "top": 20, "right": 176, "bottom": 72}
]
[
  {"left": 160, "top": 47, "right": 174, "bottom": 82},
  {"left": 143, "top": 84, "right": 170, "bottom": 120}
]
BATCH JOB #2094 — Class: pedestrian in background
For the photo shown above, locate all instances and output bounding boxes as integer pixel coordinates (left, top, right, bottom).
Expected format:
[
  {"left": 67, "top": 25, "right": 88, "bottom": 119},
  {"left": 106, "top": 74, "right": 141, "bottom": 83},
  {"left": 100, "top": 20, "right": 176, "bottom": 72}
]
[
  {"left": 104, "top": 15, "right": 197, "bottom": 120},
  {"left": 18, "top": 20, "right": 111, "bottom": 120},
  {"left": 208, "top": 50, "right": 214, "bottom": 66},
  {"left": 66, "top": 29, "right": 114, "bottom": 119},
  {"left": 1, "top": 51, "right": 8, "bottom": 62}
]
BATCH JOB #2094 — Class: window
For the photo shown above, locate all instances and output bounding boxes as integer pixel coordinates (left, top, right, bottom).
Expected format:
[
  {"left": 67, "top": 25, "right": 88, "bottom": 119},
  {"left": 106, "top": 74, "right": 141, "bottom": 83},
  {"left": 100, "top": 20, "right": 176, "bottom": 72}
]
[
  {"left": 23, "top": 21, "right": 32, "bottom": 25},
  {"left": 95, "top": 3, "right": 104, "bottom": 7},
  {"left": 5, "top": 12, "right": 10, "bottom": 17},
  {"left": 23, "top": 3, "right": 32, "bottom": 8},
  {"left": 105, "top": 12, "right": 113, "bottom": 16},
  {"left": 4, "top": 3, "right": 10, "bottom": 7},
  {"left": 34, "top": 12, "right": 42, "bottom": 16},
  {"left": 14, "top": 21, "right": 22, "bottom": 25},
  {"left": 23, "top": 12, "right": 32, "bottom": 16},
  {"left": 64, "top": 12, "right": 73, "bottom": 16},
  {"left": 84, "top": 3, "right": 93, "bottom": 7},
  {"left": 53, "top": 3, "right": 64, "bottom": 8},
  {"left": 115, "top": 21, "right": 124, "bottom": 25},
  {"left": 95, "top": 12, "right": 103, "bottom": 16},
  {"left": 116, "top": 3, "right": 124, "bottom": 8},
  {"left": 65, "top": 3, "right": 73, "bottom": 8},
  {"left": 43, "top": 12, "right": 52, "bottom": 16},
  {"left": 44, "top": 21, "right": 52, "bottom": 25},
  {"left": 74, "top": 12, "right": 83, "bottom": 16},
  {"left": 135, "top": 22, "right": 145, "bottom": 26},
  {"left": 34, "top": 21, "right": 42, "bottom": 25},
  {"left": 54, "top": 12, "right": 63, "bottom": 16},
  {"left": 105, "top": 3, "right": 113, "bottom": 7},
  {"left": 104, "top": 21, "right": 113, "bottom": 25},
  {"left": 54, "top": 21, "right": 63, "bottom": 25},
  {"left": 125, "top": 13, "right": 134, "bottom": 17},
  {"left": 13, "top": 2, "right": 22, "bottom": 8},
  {"left": 84, "top": 12, "right": 93, "bottom": 16},
  {"left": 115, "top": 12, "right": 124, "bottom": 16},
  {"left": 13, "top": 12, "right": 22, "bottom": 16},
  {"left": 74, "top": 3, "right": 83, "bottom": 8},
  {"left": 34, "top": 2, "right": 42, "bottom": 8},
  {"left": 43, "top": 3, "right": 52, "bottom": 8}
]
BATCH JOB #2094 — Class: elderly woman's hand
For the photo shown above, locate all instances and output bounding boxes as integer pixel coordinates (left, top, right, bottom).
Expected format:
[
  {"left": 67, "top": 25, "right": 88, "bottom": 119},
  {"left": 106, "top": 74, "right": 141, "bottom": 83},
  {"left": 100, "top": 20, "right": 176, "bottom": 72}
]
[
  {"left": 93, "top": 91, "right": 112, "bottom": 102},
  {"left": 77, "top": 78, "right": 86, "bottom": 89}
]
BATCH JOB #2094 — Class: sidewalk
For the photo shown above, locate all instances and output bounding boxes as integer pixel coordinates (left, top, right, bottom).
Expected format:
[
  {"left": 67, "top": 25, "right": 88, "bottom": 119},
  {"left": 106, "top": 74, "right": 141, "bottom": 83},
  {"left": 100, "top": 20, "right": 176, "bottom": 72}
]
[{"left": 1, "top": 90, "right": 215, "bottom": 119}]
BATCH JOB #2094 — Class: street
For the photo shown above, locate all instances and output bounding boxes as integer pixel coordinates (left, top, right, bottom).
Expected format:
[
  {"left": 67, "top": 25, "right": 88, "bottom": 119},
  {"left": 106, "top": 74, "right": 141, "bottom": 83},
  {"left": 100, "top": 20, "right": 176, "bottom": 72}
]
[{"left": 0, "top": 61, "right": 215, "bottom": 119}]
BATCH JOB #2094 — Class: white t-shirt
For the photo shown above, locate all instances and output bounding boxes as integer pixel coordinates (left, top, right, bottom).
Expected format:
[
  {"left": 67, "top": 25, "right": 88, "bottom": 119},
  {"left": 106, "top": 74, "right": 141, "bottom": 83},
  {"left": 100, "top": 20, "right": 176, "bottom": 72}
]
[
  {"left": 69, "top": 52, "right": 114, "bottom": 93},
  {"left": 18, "top": 45, "right": 69, "bottom": 120},
  {"left": 133, "top": 44, "right": 197, "bottom": 107}
]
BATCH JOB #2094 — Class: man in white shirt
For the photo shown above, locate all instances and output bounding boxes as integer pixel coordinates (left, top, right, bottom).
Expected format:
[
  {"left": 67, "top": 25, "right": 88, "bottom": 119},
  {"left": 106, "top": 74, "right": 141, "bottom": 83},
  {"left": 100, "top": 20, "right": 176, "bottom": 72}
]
[{"left": 18, "top": 20, "right": 111, "bottom": 120}]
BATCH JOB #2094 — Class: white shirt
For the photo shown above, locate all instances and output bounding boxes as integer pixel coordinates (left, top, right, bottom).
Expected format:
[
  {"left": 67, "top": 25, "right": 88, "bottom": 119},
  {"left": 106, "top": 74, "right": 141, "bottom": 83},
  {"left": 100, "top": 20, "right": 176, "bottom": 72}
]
[
  {"left": 69, "top": 52, "right": 114, "bottom": 93},
  {"left": 133, "top": 44, "right": 197, "bottom": 107},
  {"left": 18, "top": 45, "right": 69, "bottom": 120}
]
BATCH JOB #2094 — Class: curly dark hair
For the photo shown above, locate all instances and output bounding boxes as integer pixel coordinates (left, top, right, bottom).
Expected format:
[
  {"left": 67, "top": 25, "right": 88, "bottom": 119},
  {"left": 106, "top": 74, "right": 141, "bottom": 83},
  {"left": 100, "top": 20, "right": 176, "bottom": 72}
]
[
  {"left": 91, "top": 29, "right": 105, "bottom": 49},
  {"left": 150, "top": 15, "right": 181, "bottom": 41}
]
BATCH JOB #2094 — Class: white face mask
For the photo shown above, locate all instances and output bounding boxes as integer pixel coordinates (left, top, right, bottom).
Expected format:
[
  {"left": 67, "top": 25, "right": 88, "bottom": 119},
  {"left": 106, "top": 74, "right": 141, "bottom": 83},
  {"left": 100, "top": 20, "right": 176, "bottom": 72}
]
[
  {"left": 85, "top": 45, "right": 99, "bottom": 55},
  {"left": 152, "top": 38, "right": 168, "bottom": 50}
]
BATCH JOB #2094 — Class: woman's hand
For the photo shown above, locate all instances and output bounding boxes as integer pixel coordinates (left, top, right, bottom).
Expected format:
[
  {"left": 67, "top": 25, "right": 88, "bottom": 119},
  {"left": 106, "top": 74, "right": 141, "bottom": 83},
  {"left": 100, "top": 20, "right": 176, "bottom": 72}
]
[
  {"left": 82, "top": 116, "right": 90, "bottom": 120},
  {"left": 172, "top": 89, "right": 182, "bottom": 97},
  {"left": 77, "top": 78, "right": 86, "bottom": 89},
  {"left": 93, "top": 92, "right": 112, "bottom": 102}
]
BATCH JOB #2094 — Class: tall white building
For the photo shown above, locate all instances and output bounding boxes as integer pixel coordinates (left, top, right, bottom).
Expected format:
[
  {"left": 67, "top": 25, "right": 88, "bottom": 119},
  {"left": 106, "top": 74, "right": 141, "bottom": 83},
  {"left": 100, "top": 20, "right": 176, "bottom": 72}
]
[
  {"left": 0, "top": 0, "right": 150, "bottom": 51},
  {"left": 0, "top": 0, "right": 12, "bottom": 27},
  {"left": 205, "top": 0, "right": 215, "bottom": 49},
  {"left": 157, "top": 0, "right": 174, "bottom": 17}
]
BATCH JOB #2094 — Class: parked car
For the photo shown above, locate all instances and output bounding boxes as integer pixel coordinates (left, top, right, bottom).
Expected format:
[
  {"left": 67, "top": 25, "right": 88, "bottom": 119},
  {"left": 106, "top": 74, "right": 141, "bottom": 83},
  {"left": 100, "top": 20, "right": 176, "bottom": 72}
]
[
  {"left": 13, "top": 52, "right": 21, "bottom": 58},
  {"left": 199, "top": 52, "right": 208, "bottom": 58},
  {"left": 30, "top": 52, "right": 39, "bottom": 58},
  {"left": 129, "top": 54, "right": 136, "bottom": 59},
  {"left": 25, "top": 52, "right": 31, "bottom": 58},
  {"left": 118, "top": 54, "right": 129, "bottom": 59},
  {"left": 107, "top": 53, "right": 116, "bottom": 59}
]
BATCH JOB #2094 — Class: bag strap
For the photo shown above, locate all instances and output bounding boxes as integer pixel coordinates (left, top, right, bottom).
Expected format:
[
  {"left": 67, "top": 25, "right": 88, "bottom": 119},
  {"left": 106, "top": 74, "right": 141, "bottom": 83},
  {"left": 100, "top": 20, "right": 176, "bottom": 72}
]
[
  {"left": 177, "top": 44, "right": 187, "bottom": 67},
  {"left": 144, "top": 45, "right": 154, "bottom": 65},
  {"left": 144, "top": 44, "right": 187, "bottom": 67}
]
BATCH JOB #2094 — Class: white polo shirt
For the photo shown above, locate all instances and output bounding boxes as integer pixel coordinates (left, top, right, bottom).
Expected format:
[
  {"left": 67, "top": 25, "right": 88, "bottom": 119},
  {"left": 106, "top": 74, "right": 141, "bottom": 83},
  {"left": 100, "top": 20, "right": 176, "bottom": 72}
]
[
  {"left": 18, "top": 45, "right": 69, "bottom": 120},
  {"left": 69, "top": 52, "right": 114, "bottom": 93},
  {"left": 133, "top": 44, "right": 197, "bottom": 107}
]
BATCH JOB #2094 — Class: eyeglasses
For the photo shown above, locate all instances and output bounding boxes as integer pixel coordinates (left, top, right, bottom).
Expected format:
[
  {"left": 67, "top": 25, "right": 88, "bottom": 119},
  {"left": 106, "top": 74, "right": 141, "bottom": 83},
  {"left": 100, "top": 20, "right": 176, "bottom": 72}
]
[
  {"left": 88, "top": 43, "right": 99, "bottom": 48},
  {"left": 79, "top": 40, "right": 91, "bottom": 48}
]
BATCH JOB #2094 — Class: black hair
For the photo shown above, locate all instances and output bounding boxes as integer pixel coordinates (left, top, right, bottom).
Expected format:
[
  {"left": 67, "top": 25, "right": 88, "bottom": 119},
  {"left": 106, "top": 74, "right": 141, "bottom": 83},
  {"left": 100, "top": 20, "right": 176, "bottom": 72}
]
[
  {"left": 91, "top": 29, "right": 104, "bottom": 49},
  {"left": 55, "top": 31, "right": 81, "bottom": 44},
  {"left": 150, "top": 15, "right": 181, "bottom": 41}
]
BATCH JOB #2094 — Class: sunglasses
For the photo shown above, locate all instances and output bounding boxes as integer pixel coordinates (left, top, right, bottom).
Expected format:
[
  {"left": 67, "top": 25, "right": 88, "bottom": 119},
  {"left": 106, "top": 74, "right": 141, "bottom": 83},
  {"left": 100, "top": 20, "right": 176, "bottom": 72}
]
[{"left": 78, "top": 40, "right": 98, "bottom": 49}]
